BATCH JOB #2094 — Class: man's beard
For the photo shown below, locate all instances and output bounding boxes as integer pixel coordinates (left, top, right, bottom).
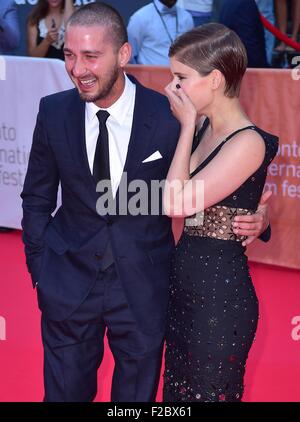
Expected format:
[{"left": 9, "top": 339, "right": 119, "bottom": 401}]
[{"left": 78, "top": 66, "right": 119, "bottom": 103}]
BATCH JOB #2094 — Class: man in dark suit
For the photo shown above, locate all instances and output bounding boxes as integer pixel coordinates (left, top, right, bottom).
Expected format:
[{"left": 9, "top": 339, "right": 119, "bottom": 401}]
[
  {"left": 21, "top": 2, "right": 270, "bottom": 402},
  {"left": 216, "top": 0, "right": 268, "bottom": 68},
  {"left": 22, "top": 2, "right": 180, "bottom": 402}
]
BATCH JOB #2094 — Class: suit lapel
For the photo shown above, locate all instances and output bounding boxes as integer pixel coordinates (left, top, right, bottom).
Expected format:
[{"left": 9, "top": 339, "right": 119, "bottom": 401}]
[
  {"left": 122, "top": 80, "right": 157, "bottom": 183},
  {"left": 64, "top": 90, "right": 98, "bottom": 197},
  {"left": 65, "top": 89, "right": 103, "bottom": 214}
]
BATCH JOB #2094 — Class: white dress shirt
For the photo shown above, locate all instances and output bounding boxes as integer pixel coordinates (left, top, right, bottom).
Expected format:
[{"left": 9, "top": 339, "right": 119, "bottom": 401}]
[
  {"left": 128, "top": 0, "right": 194, "bottom": 65},
  {"left": 177, "top": 0, "right": 213, "bottom": 13},
  {"left": 85, "top": 74, "right": 136, "bottom": 198}
]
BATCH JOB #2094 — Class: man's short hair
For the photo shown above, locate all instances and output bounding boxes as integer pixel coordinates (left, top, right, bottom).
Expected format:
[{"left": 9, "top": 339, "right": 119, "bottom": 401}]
[{"left": 67, "top": 2, "right": 128, "bottom": 50}]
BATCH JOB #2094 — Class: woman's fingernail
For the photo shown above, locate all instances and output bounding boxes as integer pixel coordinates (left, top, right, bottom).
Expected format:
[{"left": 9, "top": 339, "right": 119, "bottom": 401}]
[{"left": 176, "top": 84, "right": 181, "bottom": 89}]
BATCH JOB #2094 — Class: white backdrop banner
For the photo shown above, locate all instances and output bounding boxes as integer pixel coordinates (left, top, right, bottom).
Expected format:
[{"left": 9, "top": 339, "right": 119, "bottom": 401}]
[{"left": 0, "top": 56, "right": 73, "bottom": 228}]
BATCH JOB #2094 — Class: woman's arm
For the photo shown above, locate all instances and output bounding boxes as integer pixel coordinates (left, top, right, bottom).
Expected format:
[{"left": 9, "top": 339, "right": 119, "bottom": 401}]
[
  {"left": 163, "top": 85, "right": 266, "bottom": 218},
  {"left": 27, "top": 23, "right": 57, "bottom": 57},
  {"left": 163, "top": 83, "right": 197, "bottom": 217}
]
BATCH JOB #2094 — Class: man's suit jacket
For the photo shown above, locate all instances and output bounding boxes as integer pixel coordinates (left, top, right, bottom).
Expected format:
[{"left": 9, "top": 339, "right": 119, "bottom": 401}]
[
  {"left": 0, "top": 0, "right": 20, "bottom": 53},
  {"left": 21, "top": 77, "right": 180, "bottom": 334},
  {"left": 218, "top": 0, "right": 268, "bottom": 68}
]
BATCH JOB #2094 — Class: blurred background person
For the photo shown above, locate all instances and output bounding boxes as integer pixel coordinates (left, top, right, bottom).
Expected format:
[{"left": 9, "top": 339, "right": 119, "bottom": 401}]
[
  {"left": 256, "top": 0, "right": 276, "bottom": 65},
  {"left": 27, "top": 0, "right": 75, "bottom": 60},
  {"left": 0, "top": 0, "right": 20, "bottom": 54},
  {"left": 275, "top": 0, "right": 300, "bottom": 51},
  {"left": 218, "top": 0, "right": 268, "bottom": 67},
  {"left": 177, "top": 0, "right": 213, "bottom": 27},
  {"left": 127, "top": 0, "right": 194, "bottom": 65}
]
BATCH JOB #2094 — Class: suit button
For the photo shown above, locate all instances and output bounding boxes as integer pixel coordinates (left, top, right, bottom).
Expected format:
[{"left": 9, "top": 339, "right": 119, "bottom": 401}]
[{"left": 95, "top": 253, "right": 102, "bottom": 261}]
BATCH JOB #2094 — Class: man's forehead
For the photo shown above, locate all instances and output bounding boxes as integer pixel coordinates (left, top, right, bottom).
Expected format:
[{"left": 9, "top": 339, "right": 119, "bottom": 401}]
[
  {"left": 64, "top": 22, "right": 120, "bottom": 53},
  {"left": 65, "top": 25, "right": 112, "bottom": 42}
]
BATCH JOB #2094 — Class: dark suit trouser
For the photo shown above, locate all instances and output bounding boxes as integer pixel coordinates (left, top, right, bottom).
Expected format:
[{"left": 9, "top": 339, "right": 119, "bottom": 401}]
[{"left": 41, "top": 265, "right": 165, "bottom": 402}]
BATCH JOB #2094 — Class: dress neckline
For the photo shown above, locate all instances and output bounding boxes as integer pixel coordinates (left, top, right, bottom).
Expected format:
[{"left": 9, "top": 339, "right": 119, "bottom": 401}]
[{"left": 190, "top": 118, "right": 256, "bottom": 178}]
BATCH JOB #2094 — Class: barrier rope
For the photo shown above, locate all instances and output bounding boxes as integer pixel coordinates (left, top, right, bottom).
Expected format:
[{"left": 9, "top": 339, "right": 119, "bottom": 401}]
[{"left": 260, "top": 15, "right": 300, "bottom": 51}]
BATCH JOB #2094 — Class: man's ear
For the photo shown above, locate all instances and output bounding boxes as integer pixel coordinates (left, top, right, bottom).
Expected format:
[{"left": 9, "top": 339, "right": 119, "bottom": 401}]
[{"left": 118, "top": 42, "right": 132, "bottom": 68}]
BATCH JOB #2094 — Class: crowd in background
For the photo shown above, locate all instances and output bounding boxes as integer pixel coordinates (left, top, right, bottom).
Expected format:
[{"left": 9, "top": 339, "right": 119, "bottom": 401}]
[{"left": 0, "top": 0, "right": 299, "bottom": 68}]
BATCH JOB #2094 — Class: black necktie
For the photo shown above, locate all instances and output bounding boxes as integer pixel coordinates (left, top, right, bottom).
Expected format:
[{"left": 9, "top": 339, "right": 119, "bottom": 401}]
[{"left": 93, "top": 110, "right": 110, "bottom": 183}]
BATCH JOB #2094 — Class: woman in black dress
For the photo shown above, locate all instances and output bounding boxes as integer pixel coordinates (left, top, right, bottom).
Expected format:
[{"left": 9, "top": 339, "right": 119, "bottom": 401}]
[{"left": 163, "top": 23, "right": 278, "bottom": 402}]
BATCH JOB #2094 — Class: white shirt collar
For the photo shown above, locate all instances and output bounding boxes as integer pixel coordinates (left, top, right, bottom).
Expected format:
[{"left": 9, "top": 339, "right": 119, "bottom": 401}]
[
  {"left": 86, "top": 74, "right": 135, "bottom": 126},
  {"left": 154, "top": 0, "right": 177, "bottom": 15}
]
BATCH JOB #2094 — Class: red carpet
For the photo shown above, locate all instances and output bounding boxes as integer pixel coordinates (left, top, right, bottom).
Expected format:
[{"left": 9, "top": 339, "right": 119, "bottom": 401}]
[{"left": 0, "top": 231, "right": 299, "bottom": 401}]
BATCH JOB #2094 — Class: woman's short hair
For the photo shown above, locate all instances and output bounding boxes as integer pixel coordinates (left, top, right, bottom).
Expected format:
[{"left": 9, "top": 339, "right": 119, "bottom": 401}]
[{"left": 169, "top": 23, "right": 248, "bottom": 98}]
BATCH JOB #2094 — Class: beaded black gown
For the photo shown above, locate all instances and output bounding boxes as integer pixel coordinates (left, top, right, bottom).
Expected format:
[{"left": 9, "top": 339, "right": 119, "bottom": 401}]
[{"left": 163, "top": 120, "right": 278, "bottom": 402}]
